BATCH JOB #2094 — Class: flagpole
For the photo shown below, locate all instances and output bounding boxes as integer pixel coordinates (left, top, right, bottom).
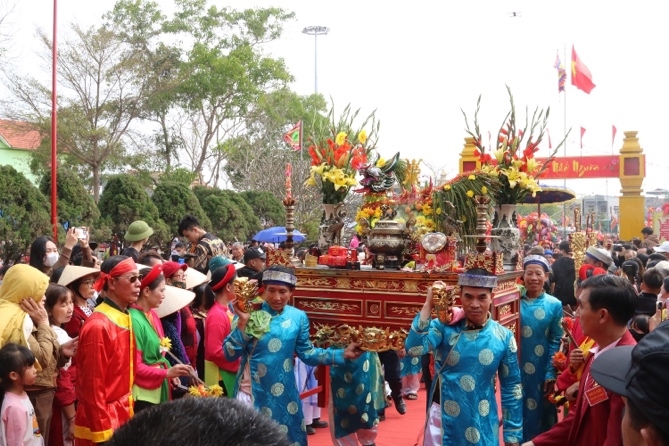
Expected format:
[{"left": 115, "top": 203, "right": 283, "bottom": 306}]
[{"left": 562, "top": 42, "right": 568, "bottom": 239}]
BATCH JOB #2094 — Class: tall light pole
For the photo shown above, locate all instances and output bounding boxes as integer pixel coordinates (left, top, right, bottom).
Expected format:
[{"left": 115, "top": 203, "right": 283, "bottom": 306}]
[{"left": 302, "top": 26, "right": 329, "bottom": 94}]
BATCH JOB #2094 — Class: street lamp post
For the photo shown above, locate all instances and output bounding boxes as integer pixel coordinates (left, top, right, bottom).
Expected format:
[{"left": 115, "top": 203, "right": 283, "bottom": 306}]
[{"left": 302, "top": 26, "right": 329, "bottom": 94}]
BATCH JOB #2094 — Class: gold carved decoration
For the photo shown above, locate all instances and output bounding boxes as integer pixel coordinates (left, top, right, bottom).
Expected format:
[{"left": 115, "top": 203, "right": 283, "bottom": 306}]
[
  {"left": 389, "top": 305, "right": 422, "bottom": 316},
  {"left": 349, "top": 279, "right": 404, "bottom": 292},
  {"left": 335, "top": 278, "right": 351, "bottom": 288},
  {"left": 498, "top": 304, "right": 512, "bottom": 317},
  {"left": 298, "top": 301, "right": 360, "bottom": 312},
  {"left": 298, "top": 277, "right": 335, "bottom": 288},
  {"left": 312, "top": 323, "right": 408, "bottom": 352},
  {"left": 507, "top": 322, "right": 517, "bottom": 335},
  {"left": 494, "top": 280, "right": 520, "bottom": 293}
]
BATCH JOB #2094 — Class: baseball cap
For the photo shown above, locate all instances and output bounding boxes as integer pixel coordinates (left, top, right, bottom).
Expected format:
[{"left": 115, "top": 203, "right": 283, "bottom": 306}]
[
  {"left": 243, "top": 247, "right": 266, "bottom": 264},
  {"left": 590, "top": 322, "right": 669, "bottom": 435},
  {"left": 654, "top": 241, "right": 669, "bottom": 253}
]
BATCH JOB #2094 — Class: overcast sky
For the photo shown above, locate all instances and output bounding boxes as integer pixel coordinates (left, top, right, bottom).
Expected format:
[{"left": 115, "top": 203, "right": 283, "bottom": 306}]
[{"left": 4, "top": 0, "right": 667, "bottom": 197}]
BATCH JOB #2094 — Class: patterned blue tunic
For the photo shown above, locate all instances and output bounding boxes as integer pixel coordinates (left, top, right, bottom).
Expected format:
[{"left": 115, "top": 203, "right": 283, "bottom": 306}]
[
  {"left": 520, "top": 291, "right": 563, "bottom": 441},
  {"left": 400, "top": 352, "right": 423, "bottom": 379},
  {"left": 405, "top": 315, "right": 523, "bottom": 445},
  {"left": 224, "top": 302, "right": 346, "bottom": 446},
  {"left": 330, "top": 351, "right": 384, "bottom": 439}
]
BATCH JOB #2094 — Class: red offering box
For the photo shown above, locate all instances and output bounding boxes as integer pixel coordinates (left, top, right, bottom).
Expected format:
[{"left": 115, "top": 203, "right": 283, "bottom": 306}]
[
  {"left": 318, "top": 255, "right": 331, "bottom": 265},
  {"left": 327, "top": 256, "right": 348, "bottom": 267},
  {"left": 328, "top": 246, "right": 346, "bottom": 256}
]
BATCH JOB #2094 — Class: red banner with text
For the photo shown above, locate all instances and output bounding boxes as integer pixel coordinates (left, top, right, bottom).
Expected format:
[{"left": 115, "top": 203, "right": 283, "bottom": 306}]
[{"left": 535, "top": 155, "right": 621, "bottom": 179}]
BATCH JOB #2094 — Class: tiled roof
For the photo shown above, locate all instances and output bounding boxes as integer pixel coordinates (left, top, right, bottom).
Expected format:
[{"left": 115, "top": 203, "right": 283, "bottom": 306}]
[{"left": 0, "top": 119, "right": 42, "bottom": 150}]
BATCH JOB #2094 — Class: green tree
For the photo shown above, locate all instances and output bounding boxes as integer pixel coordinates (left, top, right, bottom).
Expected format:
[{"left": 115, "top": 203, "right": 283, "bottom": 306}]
[
  {"left": 97, "top": 174, "right": 170, "bottom": 244},
  {"left": 152, "top": 181, "right": 211, "bottom": 233},
  {"left": 193, "top": 186, "right": 261, "bottom": 243},
  {"left": 3, "top": 23, "right": 144, "bottom": 201},
  {"left": 223, "top": 90, "right": 328, "bottom": 236},
  {"left": 239, "top": 190, "right": 285, "bottom": 228},
  {"left": 0, "top": 165, "right": 51, "bottom": 262},
  {"left": 39, "top": 168, "right": 101, "bottom": 230},
  {"left": 106, "top": 0, "right": 295, "bottom": 185}
]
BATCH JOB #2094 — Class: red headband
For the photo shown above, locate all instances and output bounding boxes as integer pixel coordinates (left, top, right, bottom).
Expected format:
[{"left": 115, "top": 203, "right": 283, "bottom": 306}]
[
  {"left": 140, "top": 264, "right": 163, "bottom": 290},
  {"left": 210, "top": 264, "right": 236, "bottom": 291},
  {"left": 93, "top": 257, "right": 137, "bottom": 292}
]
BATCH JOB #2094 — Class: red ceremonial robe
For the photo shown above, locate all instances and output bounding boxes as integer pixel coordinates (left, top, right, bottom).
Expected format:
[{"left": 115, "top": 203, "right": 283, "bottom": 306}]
[
  {"left": 73, "top": 300, "right": 134, "bottom": 445},
  {"left": 532, "top": 330, "right": 636, "bottom": 446}
]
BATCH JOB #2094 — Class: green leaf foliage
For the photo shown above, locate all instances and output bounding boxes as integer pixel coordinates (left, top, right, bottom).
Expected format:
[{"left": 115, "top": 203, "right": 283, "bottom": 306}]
[
  {"left": 239, "top": 190, "right": 285, "bottom": 228},
  {"left": 39, "top": 168, "right": 101, "bottom": 230},
  {"left": 0, "top": 165, "right": 51, "bottom": 262},
  {"left": 97, "top": 174, "right": 170, "bottom": 243},
  {"left": 193, "top": 186, "right": 261, "bottom": 243},
  {"left": 152, "top": 181, "right": 211, "bottom": 233}
]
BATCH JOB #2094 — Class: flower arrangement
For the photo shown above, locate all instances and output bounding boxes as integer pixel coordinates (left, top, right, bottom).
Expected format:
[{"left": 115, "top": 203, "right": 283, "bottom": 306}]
[
  {"left": 462, "top": 86, "right": 569, "bottom": 205},
  {"left": 304, "top": 104, "right": 378, "bottom": 204},
  {"left": 188, "top": 384, "right": 224, "bottom": 398},
  {"left": 432, "top": 171, "right": 502, "bottom": 248},
  {"left": 354, "top": 182, "right": 437, "bottom": 238}
]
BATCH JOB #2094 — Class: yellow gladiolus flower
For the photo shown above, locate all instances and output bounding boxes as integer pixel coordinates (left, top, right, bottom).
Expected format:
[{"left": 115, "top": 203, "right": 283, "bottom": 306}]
[
  {"left": 468, "top": 174, "right": 475, "bottom": 180},
  {"left": 335, "top": 132, "right": 347, "bottom": 146},
  {"left": 376, "top": 157, "right": 386, "bottom": 167},
  {"left": 466, "top": 190, "right": 474, "bottom": 198},
  {"left": 358, "top": 130, "right": 368, "bottom": 144},
  {"left": 481, "top": 186, "right": 488, "bottom": 194}
]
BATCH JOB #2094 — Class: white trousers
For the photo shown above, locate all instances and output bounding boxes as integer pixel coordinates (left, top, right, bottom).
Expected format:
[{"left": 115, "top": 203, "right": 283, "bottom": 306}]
[
  {"left": 423, "top": 402, "right": 442, "bottom": 446},
  {"left": 402, "top": 373, "right": 421, "bottom": 395}
]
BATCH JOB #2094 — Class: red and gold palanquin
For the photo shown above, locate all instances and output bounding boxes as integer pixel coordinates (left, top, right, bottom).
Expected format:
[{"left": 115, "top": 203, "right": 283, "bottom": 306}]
[{"left": 292, "top": 268, "right": 522, "bottom": 346}]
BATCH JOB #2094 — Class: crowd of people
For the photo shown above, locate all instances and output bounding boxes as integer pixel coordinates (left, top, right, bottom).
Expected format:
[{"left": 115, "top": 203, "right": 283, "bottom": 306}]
[{"left": 2, "top": 217, "right": 669, "bottom": 446}]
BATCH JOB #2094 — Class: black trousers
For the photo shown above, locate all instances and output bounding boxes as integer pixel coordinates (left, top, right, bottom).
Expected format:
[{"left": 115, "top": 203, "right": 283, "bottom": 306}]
[{"left": 378, "top": 350, "right": 401, "bottom": 398}]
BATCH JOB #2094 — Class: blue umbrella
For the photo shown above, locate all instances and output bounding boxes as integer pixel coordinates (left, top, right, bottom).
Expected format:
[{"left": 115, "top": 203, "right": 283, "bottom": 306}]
[{"left": 253, "top": 226, "right": 306, "bottom": 243}]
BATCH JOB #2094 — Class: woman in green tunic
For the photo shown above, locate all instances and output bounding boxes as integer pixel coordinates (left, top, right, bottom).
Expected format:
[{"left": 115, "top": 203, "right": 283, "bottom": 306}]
[{"left": 129, "top": 264, "right": 191, "bottom": 411}]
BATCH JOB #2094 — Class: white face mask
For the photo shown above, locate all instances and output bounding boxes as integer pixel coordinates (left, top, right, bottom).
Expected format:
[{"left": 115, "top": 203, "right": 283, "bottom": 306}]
[{"left": 44, "top": 252, "right": 59, "bottom": 268}]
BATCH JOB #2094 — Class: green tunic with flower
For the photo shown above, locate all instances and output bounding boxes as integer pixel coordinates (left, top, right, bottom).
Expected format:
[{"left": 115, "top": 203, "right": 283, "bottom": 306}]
[
  {"left": 224, "top": 302, "right": 346, "bottom": 446},
  {"left": 519, "top": 291, "right": 563, "bottom": 441},
  {"left": 405, "top": 315, "right": 523, "bottom": 445}
]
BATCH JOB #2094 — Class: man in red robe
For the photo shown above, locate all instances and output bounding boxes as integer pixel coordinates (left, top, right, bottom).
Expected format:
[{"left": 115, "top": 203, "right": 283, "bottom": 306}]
[
  {"left": 522, "top": 275, "right": 637, "bottom": 446},
  {"left": 74, "top": 256, "right": 140, "bottom": 445}
]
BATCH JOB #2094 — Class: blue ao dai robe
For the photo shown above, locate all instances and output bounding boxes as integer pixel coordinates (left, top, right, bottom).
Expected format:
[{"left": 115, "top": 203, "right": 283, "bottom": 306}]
[
  {"left": 520, "top": 291, "right": 563, "bottom": 441},
  {"left": 224, "top": 302, "right": 346, "bottom": 446},
  {"left": 405, "top": 315, "right": 523, "bottom": 445}
]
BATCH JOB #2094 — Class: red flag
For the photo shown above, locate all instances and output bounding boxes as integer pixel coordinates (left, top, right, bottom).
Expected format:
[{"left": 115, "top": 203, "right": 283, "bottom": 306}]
[
  {"left": 546, "top": 129, "right": 552, "bottom": 149},
  {"left": 612, "top": 125, "right": 617, "bottom": 148},
  {"left": 580, "top": 127, "right": 586, "bottom": 149},
  {"left": 283, "top": 121, "right": 302, "bottom": 151},
  {"left": 571, "top": 46, "right": 596, "bottom": 94}
]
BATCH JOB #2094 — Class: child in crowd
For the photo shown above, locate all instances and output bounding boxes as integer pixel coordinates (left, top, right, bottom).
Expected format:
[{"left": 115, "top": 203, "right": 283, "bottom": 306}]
[
  {"left": 0, "top": 343, "right": 43, "bottom": 446},
  {"left": 45, "top": 284, "right": 76, "bottom": 446}
]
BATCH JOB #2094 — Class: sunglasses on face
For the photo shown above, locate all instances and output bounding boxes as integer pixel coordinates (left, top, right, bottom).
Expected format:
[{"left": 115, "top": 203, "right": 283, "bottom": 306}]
[{"left": 116, "top": 274, "right": 141, "bottom": 283}]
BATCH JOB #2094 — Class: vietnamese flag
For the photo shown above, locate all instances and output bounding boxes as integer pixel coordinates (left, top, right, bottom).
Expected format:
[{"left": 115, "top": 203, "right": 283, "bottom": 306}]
[{"left": 571, "top": 46, "right": 596, "bottom": 94}]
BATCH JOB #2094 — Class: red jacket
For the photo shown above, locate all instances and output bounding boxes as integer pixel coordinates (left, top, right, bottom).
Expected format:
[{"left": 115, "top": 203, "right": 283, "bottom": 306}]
[{"left": 533, "top": 330, "right": 636, "bottom": 446}]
